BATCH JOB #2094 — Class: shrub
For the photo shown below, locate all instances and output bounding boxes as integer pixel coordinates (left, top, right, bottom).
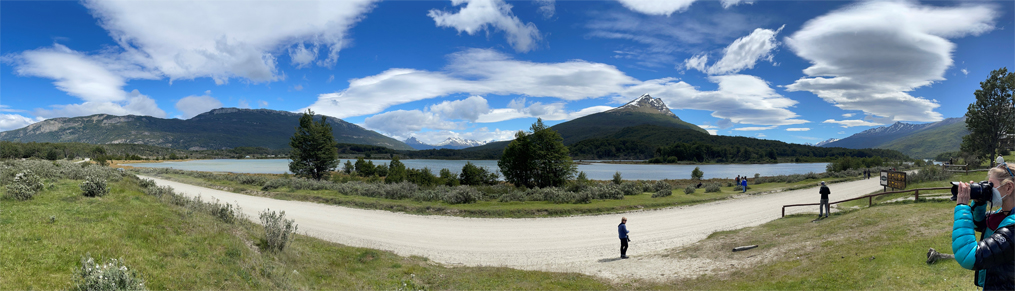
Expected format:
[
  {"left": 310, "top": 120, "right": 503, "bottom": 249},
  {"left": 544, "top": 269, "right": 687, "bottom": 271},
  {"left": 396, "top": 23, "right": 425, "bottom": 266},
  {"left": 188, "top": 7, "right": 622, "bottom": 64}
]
[
  {"left": 652, "top": 189, "right": 672, "bottom": 198},
  {"left": 619, "top": 182, "right": 641, "bottom": 196},
  {"left": 440, "top": 186, "right": 482, "bottom": 204},
  {"left": 652, "top": 180, "right": 672, "bottom": 192},
  {"left": 80, "top": 176, "right": 109, "bottom": 197},
  {"left": 138, "top": 178, "right": 156, "bottom": 189},
  {"left": 684, "top": 185, "right": 696, "bottom": 194},
  {"left": 142, "top": 185, "right": 174, "bottom": 198},
  {"left": 212, "top": 202, "right": 237, "bottom": 224},
  {"left": 5, "top": 170, "right": 44, "bottom": 200},
  {"left": 260, "top": 209, "right": 298, "bottom": 253},
  {"left": 612, "top": 171, "right": 623, "bottom": 185},
  {"left": 584, "top": 184, "right": 624, "bottom": 200},
  {"left": 72, "top": 255, "right": 146, "bottom": 291},
  {"left": 734, "top": 184, "right": 750, "bottom": 192},
  {"left": 705, "top": 183, "right": 722, "bottom": 193},
  {"left": 691, "top": 167, "right": 704, "bottom": 180}
]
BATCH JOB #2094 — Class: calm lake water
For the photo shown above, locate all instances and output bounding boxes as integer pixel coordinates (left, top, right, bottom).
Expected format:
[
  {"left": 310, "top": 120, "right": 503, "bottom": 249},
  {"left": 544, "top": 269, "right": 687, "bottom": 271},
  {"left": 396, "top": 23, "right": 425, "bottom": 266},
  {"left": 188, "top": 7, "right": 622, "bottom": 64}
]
[{"left": 130, "top": 159, "right": 830, "bottom": 181}]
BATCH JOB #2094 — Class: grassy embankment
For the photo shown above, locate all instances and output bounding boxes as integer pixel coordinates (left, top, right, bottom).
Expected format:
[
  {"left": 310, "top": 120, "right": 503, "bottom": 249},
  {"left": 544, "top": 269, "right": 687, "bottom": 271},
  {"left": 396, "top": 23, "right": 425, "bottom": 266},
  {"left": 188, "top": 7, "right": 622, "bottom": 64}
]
[
  {"left": 135, "top": 169, "right": 863, "bottom": 218},
  {"left": 1, "top": 175, "right": 610, "bottom": 290}
]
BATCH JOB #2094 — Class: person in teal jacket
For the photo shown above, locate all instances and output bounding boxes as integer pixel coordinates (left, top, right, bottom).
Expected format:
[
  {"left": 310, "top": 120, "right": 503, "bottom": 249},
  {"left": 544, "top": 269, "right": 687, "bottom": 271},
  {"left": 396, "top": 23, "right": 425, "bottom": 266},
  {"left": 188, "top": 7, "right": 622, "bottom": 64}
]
[{"left": 952, "top": 159, "right": 1015, "bottom": 289}]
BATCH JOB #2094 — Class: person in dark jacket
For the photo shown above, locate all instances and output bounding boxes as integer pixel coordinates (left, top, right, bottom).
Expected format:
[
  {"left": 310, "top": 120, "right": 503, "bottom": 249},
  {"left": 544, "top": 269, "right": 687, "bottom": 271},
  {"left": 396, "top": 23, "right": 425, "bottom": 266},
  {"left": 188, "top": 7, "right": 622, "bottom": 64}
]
[
  {"left": 618, "top": 217, "right": 630, "bottom": 259},
  {"left": 952, "top": 159, "right": 1015, "bottom": 289},
  {"left": 818, "top": 181, "right": 830, "bottom": 218}
]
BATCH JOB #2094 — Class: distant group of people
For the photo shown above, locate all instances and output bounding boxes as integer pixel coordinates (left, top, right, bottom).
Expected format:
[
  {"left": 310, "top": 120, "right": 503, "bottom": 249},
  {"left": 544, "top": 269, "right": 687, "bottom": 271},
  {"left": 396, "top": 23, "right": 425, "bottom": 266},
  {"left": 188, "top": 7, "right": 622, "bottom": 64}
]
[
  {"left": 735, "top": 175, "right": 748, "bottom": 193},
  {"left": 863, "top": 169, "right": 872, "bottom": 179}
]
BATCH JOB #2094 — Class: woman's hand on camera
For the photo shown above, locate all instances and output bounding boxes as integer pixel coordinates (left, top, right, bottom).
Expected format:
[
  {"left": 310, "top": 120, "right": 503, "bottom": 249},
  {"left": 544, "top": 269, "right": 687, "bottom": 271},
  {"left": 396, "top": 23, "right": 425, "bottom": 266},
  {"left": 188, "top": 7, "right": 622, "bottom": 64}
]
[{"left": 956, "top": 181, "right": 973, "bottom": 205}]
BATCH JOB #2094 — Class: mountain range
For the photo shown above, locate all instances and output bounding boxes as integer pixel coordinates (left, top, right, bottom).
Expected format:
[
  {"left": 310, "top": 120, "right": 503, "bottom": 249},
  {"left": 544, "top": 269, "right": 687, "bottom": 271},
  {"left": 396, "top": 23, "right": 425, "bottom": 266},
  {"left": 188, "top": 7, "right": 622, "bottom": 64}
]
[
  {"left": 820, "top": 117, "right": 968, "bottom": 158},
  {"left": 466, "top": 94, "right": 708, "bottom": 152},
  {"left": 0, "top": 108, "right": 414, "bottom": 151},
  {"left": 404, "top": 136, "right": 487, "bottom": 150}
]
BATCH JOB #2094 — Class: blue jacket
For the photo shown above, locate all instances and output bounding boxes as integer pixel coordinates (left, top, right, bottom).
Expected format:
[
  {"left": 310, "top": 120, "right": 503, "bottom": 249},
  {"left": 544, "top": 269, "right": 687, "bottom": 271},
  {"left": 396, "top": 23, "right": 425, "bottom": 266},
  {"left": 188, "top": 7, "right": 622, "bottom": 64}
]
[
  {"left": 618, "top": 223, "right": 629, "bottom": 239},
  {"left": 952, "top": 203, "right": 1015, "bottom": 288}
]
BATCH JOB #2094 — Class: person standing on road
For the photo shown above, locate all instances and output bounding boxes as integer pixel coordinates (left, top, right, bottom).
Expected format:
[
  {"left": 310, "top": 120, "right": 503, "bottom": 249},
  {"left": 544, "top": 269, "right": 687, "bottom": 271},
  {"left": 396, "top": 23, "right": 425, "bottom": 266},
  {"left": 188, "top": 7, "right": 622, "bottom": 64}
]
[
  {"left": 741, "top": 177, "right": 748, "bottom": 193},
  {"left": 818, "top": 181, "right": 831, "bottom": 218},
  {"left": 618, "top": 217, "right": 630, "bottom": 259}
]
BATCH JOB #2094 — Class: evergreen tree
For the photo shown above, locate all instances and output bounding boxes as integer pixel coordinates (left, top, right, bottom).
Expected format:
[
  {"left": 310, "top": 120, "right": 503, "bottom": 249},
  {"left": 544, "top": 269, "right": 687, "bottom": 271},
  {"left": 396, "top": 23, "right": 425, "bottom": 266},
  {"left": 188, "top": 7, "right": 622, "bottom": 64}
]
[
  {"left": 498, "top": 118, "right": 576, "bottom": 188},
  {"left": 962, "top": 67, "right": 1015, "bottom": 164},
  {"left": 288, "top": 110, "right": 338, "bottom": 180},
  {"left": 386, "top": 156, "right": 407, "bottom": 183}
]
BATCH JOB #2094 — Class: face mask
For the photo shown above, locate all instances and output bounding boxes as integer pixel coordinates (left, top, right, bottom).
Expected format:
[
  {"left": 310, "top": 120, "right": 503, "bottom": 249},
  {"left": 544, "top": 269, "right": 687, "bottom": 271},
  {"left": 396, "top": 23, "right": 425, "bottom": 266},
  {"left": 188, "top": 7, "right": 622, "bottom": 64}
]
[{"left": 991, "top": 186, "right": 1010, "bottom": 208}]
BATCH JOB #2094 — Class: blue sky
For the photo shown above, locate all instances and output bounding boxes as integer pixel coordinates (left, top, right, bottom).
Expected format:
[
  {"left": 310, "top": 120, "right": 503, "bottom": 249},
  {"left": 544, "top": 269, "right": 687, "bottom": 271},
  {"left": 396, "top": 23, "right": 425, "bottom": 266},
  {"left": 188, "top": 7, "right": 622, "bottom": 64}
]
[{"left": 1, "top": 0, "right": 1012, "bottom": 146}]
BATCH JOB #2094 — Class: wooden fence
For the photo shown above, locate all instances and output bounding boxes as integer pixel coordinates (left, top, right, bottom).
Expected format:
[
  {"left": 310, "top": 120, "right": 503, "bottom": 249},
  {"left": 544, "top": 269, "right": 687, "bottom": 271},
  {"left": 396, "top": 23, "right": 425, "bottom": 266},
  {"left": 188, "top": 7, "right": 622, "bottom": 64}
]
[{"left": 781, "top": 187, "right": 952, "bottom": 217}]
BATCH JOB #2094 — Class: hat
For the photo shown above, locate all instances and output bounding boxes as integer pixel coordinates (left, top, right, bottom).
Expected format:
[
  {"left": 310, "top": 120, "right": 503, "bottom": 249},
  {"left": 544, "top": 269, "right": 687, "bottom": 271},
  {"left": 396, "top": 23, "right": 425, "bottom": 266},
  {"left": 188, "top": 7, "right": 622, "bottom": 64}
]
[{"left": 820, "top": 181, "right": 826, "bottom": 185}]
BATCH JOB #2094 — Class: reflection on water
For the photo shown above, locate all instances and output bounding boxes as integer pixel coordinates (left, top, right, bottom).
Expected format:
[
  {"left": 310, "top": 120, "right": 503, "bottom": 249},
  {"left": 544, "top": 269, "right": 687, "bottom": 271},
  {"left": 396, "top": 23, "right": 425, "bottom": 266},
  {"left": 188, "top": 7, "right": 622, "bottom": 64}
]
[{"left": 130, "top": 159, "right": 830, "bottom": 181}]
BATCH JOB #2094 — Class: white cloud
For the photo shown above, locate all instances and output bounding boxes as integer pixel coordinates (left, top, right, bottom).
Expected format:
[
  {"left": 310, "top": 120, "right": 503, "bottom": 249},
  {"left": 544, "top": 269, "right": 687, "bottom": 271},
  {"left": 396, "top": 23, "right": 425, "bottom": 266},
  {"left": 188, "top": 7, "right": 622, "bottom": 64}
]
[
  {"left": 720, "top": 0, "right": 751, "bottom": 9},
  {"left": 756, "top": 133, "right": 766, "bottom": 138},
  {"left": 734, "top": 126, "right": 777, "bottom": 131},
  {"left": 294, "top": 85, "right": 304, "bottom": 91},
  {"left": 257, "top": 100, "right": 269, "bottom": 107},
  {"left": 477, "top": 98, "right": 612, "bottom": 123},
  {"left": 428, "top": 0, "right": 541, "bottom": 52},
  {"left": 0, "top": 114, "right": 44, "bottom": 131},
  {"left": 82, "top": 0, "right": 378, "bottom": 83},
  {"left": 688, "top": 25, "right": 784, "bottom": 75},
  {"left": 786, "top": 128, "right": 810, "bottom": 131},
  {"left": 842, "top": 113, "right": 855, "bottom": 118},
  {"left": 535, "top": 0, "right": 555, "bottom": 18},
  {"left": 428, "top": 96, "right": 491, "bottom": 121},
  {"left": 961, "top": 69, "right": 969, "bottom": 75},
  {"left": 7, "top": 45, "right": 134, "bottom": 102},
  {"left": 363, "top": 110, "right": 462, "bottom": 137},
  {"left": 402, "top": 127, "right": 518, "bottom": 145},
  {"left": 35, "top": 90, "right": 166, "bottom": 118},
  {"left": 683, "top": 53, "right": 708, "bottom": 72},
  {"left": 614, "top": 0, "right": 697, "bottom": 16},
  {"left": 327, "top": 75, "right": 335, "bottom": 83},
  {"left": 785, "top": 1, "right": 997, "bottom": 123},
  {"left": 837, "top": 131, "right": 845, "bottom": 134},
  {"left": 622, "top": 74, "right": 807, "bottom": 127},
  {"left": 823, "top": 119, "right": 883, "bottom": 128},
  {"left": 305, "top": 49, "right": 638, "bottom": 118},
  {"left": 705, "top": 130, "right": 718, "bottom": 135},
  {"left": 176, "top": 95, "right": 223, "bottom": 119},
  {"left": 238, "top": 99, "right": 250, "bottom": 109}
]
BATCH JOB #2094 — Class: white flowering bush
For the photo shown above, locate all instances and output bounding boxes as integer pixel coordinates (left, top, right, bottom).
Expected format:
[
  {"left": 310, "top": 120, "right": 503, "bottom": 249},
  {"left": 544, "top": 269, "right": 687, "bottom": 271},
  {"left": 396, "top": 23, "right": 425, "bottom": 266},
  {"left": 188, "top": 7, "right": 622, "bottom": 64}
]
[
  {"left": 260, "top": 209, "right": 298, "bottom": 253},
  {"left": 72, "top": 255, "right": 146, "bottom": 291},
  {"left": 80, "top": 176, "right": 109, "bottom": 197}
]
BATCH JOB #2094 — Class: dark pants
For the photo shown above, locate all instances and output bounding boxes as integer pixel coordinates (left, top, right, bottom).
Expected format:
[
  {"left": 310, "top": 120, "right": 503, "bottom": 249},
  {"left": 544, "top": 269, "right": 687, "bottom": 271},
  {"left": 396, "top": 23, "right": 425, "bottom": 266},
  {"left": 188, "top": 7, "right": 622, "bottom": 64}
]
[
  {"left": 819, "top": 198, "right": 830, "bottom": 217},
  {"left": 620, "top": 238, "right": 628, "bottom": 257}
]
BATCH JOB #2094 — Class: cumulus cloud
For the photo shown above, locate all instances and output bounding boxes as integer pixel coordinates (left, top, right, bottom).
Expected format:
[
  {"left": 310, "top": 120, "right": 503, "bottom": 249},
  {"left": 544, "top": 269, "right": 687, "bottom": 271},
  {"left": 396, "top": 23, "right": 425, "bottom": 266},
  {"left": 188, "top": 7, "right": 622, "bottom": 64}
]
[
  {"left": 428, "top": 0, "right": 541, "bottom": 52},
  {"left": 622, "top": 74, "right": 807, "bottom": 127},
  {"left": 428, "top": 96, "right": 491, "bottom": 121},
  {"left": 687, "top": 25, "right": 784, "bottom": 75},
  {"left": 35, "top": 90, "right": 166, "bottom": 118},
  {"left": 176, "top": 94, "right": 223, "bottom": 119},
  {"left": 0, "top": 114, "right": 44, "bottom": 131},
  {"left": 305, "top": 49, "right": 638, "bottom": 118},
  {"left": 823, "top": 119, "right": 883, "bottom": 128},
  {"left": 614, "top": 0, "right": 697, "bottom": 16},
  {"left": 785, "top": 1, "right": 997, "bottom": 123},
  {"left": 82, "top": 0, "right": 378, "bottom": 83},
  {"left": 786, "top": 128, "right": 810, "bottom": 131},
  {"left": 961, "top": 69, "right": 969, "bottom": 75}
]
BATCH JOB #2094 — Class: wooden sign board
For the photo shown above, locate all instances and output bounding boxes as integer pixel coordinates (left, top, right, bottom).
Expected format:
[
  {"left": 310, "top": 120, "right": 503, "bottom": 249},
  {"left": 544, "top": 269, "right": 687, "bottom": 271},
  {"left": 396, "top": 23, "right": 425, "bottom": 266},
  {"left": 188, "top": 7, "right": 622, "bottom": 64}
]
[{"left": 880, "top": 170, "right": 906, "bottom": 189}]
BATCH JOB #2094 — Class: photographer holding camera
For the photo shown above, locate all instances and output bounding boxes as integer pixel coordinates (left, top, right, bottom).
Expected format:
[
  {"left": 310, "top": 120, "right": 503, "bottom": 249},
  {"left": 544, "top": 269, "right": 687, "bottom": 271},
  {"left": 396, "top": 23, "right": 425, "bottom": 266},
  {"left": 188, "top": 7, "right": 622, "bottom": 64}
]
[{"left": 951, "top": 157, "right": 1015, "bottom": 289}]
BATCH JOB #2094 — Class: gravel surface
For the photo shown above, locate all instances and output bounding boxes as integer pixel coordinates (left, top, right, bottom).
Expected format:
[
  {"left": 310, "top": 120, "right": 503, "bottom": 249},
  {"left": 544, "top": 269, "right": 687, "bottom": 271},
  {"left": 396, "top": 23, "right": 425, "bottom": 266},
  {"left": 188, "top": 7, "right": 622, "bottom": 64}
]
[{"left": 140, "top": 175, "right": 885, "bottom": 281}]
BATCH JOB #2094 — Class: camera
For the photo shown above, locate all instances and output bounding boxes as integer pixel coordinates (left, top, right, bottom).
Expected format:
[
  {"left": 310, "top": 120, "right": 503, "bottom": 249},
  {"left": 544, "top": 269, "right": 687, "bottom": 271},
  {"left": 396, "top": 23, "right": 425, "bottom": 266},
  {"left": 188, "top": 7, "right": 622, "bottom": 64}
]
[{"left": 950, "top": 181, "right": 994, "bottom": 201}]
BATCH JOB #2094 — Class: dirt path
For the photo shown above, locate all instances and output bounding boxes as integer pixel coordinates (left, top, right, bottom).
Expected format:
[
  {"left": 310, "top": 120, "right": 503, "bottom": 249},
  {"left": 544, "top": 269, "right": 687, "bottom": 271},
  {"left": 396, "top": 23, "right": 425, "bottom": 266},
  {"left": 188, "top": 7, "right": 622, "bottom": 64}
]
[{"left": 140, "top": 175, "right": 884, "bottom": 281}]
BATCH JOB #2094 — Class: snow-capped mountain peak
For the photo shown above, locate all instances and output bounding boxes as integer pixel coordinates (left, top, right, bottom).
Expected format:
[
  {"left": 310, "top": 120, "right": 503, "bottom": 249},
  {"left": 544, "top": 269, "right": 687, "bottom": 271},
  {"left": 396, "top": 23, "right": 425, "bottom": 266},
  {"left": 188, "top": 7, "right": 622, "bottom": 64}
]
[
  {"left": 814, "top": 138, "right": 840, "bottom": 147},
  {"left": 435, "top": 136, "right": 486, "bottom": 147},
  {"left": 609, "top": 94, "right": 677, "bottom": 117},
  {"left": 403, "top": 136, "right": 487, "bottom": 150}
]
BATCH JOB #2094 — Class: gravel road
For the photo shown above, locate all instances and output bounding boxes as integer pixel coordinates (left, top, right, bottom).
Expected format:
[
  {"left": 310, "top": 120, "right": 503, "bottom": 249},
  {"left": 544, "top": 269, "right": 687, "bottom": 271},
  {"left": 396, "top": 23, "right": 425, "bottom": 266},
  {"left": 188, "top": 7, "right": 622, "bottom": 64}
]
[{"left": 140, "top": 175, "right": 886, "bottom": 281}]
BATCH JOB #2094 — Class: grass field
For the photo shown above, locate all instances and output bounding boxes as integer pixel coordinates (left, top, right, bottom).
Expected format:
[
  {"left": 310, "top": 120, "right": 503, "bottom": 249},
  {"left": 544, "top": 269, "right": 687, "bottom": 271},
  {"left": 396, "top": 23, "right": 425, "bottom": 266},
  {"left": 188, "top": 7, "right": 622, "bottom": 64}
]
[
  {"left": 1, "top": 175, "right": 611, "bottom": 290},
  {"left": 136, "top": 170, "right": 861, "bottom": 218}
]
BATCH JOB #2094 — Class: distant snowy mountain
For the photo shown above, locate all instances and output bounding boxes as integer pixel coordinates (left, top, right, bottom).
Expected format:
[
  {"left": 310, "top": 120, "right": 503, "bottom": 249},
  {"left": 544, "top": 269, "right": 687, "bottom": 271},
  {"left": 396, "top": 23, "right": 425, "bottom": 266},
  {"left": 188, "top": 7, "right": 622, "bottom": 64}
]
[
  {"left": 814, "top": 138, "right": 840, "bottom": 147},
  {"left": 404, "top": 136, "right": 488, "bottom": 150},
  {"left": 606, "top": 93, "right": 678, "bottom": 118}
]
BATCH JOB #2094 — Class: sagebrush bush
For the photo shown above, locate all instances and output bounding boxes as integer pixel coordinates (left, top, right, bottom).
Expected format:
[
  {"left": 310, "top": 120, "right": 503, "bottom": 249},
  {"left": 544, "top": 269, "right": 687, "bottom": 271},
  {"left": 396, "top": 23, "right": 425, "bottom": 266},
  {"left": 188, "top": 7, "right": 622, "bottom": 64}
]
[
  {"left": 705, "top": 183, "right": 722, "bottom": 193},
  {"left": 907, "top": 165, "right": 953, "bottom": 184},
  {"left": 72, "top": 255, "right": 146, "bottom": 291},
  {"left": 652, "top": 180, "right": 672, "bottom": 192},
  {"left": 619, "top": 182, "right": 641, "bottom": 196},
  {"left": 260, "top": 209, "right": 298, "bottom": 253},
  {"left": 138, "top": 178, "right": 156, "bottom": 189},
  {"left": 5, "top": 170, "right": 44, "bottom": 200},
  {"left": 80, "top": 176, "right": 109, "bottom": 197},
  {"left": 684, "top": 185, "right": 695, "bottom": 194},
  {"left": 652, "top": 189, "right": 672, "bottom": 198}
]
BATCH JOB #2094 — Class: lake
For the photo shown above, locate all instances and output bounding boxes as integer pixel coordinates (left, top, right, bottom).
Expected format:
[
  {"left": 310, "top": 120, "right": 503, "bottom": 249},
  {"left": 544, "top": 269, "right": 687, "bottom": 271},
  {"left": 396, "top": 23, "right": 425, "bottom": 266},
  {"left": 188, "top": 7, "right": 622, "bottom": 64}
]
[{"left": 129, "top": 159, "right": 830, "bottom": 181}]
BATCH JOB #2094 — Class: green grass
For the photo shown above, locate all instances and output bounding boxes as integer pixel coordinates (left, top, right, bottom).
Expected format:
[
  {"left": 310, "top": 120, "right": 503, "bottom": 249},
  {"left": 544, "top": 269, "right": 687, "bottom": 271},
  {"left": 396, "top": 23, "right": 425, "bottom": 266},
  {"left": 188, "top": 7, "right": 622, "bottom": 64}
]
[
  {"left": 143, "top": 171, "right": 860, "bottom": 218},
  {"left": 1, "top": 176, "right": 611, "bottom": 290},
  {"left": 652, "top": 200, "right": 978, "bottom": 290}
]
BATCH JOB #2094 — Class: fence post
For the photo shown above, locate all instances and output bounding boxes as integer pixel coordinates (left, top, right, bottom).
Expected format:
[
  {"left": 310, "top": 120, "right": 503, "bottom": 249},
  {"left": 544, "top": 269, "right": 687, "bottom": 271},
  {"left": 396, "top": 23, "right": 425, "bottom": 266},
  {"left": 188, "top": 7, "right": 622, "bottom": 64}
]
[
  {"left": 914, "top": 190, "right": 919, "bottom": 202},
  {"left": 869, "top": 196, "right": 872, "bottom": 207},
  {"left": 782, "top": 206, "right": 785, "bottom": 218}
]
